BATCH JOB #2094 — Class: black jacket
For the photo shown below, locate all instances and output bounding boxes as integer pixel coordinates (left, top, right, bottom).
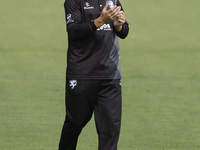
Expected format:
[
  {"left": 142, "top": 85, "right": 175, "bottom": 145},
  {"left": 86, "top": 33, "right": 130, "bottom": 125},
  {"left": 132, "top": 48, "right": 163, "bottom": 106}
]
[{"left": 64, "top": 0, "right": 129, "bottom": 79}]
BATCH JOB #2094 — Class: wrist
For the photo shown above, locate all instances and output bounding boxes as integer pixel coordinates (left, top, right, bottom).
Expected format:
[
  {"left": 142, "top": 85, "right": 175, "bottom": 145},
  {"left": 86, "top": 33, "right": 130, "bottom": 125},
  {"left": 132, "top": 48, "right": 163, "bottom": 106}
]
[
  {"left": 114, "top": 25, "right": 122, "bottom": 32},
  {"left": 94, "top": 17, "right": 105, "bottom": 28}
]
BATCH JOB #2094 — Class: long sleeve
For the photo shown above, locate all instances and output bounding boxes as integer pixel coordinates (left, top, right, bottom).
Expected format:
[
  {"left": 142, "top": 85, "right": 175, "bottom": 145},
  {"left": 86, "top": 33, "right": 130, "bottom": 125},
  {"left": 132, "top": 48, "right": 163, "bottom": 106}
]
[
  {"left": 114, "top": 22, "right": 129, "bottom": 39},
  {"left": 64, "top": 0, "right": 97, "bottom": 40},
  {"left": 67, "top": 21, "right": 97, "bottom": 40},
  {"left": 113, "top": 0, "right": 129, "bottom": 39}
]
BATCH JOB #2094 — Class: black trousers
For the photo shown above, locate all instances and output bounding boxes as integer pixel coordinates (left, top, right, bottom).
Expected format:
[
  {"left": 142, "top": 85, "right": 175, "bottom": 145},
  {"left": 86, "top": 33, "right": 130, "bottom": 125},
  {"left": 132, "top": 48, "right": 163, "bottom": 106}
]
[{"left": 58, "top": 79, "right": 122, "bottom": 150}]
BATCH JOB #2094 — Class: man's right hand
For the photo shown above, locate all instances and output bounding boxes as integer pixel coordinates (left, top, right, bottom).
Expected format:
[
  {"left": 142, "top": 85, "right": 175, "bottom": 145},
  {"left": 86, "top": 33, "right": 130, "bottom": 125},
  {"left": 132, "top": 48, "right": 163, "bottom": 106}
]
[{"left": 94, "top": 3, "right": 121, "bottom": 28}]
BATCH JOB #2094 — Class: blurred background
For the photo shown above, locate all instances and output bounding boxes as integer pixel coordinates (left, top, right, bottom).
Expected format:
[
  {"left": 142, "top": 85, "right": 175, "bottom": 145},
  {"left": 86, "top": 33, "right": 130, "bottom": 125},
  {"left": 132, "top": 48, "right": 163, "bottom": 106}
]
[{"left": 0, "top": 0, "right": 200, "bottom": 149}]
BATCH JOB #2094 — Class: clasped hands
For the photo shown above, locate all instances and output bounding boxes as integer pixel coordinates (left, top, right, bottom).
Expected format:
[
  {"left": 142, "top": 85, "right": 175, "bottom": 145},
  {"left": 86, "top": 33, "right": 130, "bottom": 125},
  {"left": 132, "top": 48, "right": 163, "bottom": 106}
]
[{"left": 94, "top": 3, "right": 126, "bottom": 32}]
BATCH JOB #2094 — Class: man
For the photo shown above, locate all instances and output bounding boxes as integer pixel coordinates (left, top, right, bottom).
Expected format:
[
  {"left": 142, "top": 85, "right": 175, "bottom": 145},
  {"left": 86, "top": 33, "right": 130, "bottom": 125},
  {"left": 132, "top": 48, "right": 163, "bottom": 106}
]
[{"left": 58, "top": 0, "right": 129, "bottom": 149}]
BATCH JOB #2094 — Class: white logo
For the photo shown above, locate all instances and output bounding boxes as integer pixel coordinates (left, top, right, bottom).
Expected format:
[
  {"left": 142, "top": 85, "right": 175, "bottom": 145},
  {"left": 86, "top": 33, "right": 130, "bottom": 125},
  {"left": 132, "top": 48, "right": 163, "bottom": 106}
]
[
  {"left": 107, "top": 0, "right": 114, "bottom": 9},
  {"left": 66, "top": 14, "right": 74, "bottom": 24},
  {"left": 84, "top": 2, "right": 94, "bottom": 9},
  {"left": 69, "top": 80, "right": 77, "bottom": 89},
  {"left": 86, "top": 2, "right": 90, "bottom": 7},
  {"left": 97, "top": 24, "right": 113, "bottom": 31}
]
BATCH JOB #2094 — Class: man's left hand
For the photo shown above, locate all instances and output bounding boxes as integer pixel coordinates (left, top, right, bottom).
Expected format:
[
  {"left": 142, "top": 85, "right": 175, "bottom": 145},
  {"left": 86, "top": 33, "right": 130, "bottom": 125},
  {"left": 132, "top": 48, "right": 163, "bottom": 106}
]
[{"left": 114, "top": 11, "right": 126, "bottom": 32}]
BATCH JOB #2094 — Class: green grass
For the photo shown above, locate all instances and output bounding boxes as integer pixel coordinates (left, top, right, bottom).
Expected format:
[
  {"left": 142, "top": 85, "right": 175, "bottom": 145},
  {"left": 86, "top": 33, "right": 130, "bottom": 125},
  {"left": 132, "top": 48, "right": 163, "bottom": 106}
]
[{"left": 1, "top": 0, "right": 200, "bottom": 150}]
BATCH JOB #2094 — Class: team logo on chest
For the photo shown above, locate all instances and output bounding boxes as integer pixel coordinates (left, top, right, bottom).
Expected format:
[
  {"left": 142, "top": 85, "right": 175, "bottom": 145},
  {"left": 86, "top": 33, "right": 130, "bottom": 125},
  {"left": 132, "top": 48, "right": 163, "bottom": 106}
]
[
  {"left": 107, "top": 0, "right": 114, "bottom": 9},
  {"left": 84, "top": 2, "right": 94, "bottom": 9},
  {"left": 97, "top": 24, "right": 113, "bottom": 31}
]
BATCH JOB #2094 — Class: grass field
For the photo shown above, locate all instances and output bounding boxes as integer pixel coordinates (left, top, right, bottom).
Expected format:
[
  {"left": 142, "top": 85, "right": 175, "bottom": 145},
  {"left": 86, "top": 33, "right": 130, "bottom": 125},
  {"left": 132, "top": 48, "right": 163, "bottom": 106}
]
[{"left": 1, "top": 0, "right": 200, "bottom": 150}]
